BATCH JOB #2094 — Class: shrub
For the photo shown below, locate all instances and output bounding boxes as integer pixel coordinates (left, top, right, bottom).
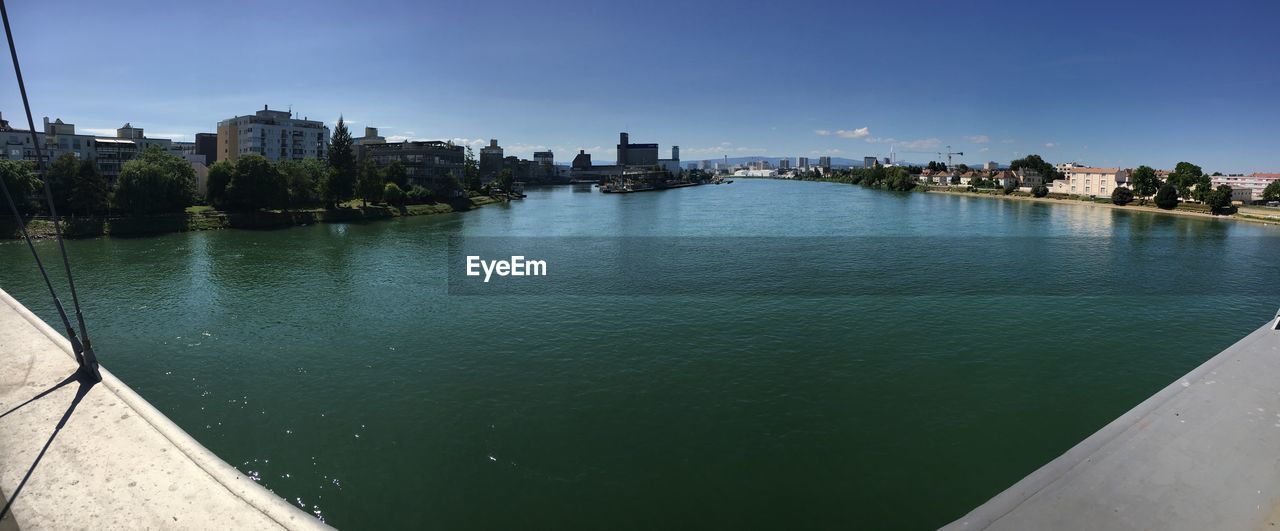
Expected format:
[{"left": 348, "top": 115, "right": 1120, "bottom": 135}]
[
  {"left": 406, "top": 185, "right": 433, "bottom": 204},
  {"left": 1154, "top": 183, "right": 1179, "bottom": 210},
  {"left": 384, "top": 182, "right": 405, "bottom": 206},
  {"left": 1111, "top": 187, "right": 1134, "bottom": 206},
  {"left": 1032, "top": 185, "right": 1049, "bottom": 198}
]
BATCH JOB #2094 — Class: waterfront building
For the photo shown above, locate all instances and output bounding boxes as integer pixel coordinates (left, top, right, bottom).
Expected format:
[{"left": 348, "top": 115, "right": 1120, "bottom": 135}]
[
  {"left": 798, "top": 157, "right": 810, "bottom": 170},
  {"left": 863, "top": 156, "right": 878, "bottom": 168},
  {"left": 818, "top": 156, "right": 832, "bottom": 169},
  {"left": 1014, "top": 168, "right": 1044, "bottom": 191},
  {"left": 1212, "top": 173, "right": 1280, "bottom": 201},
  {"left": 570, "top": 132, "right": 681, "bottom": 181},
  {"left": 215, "top": 105, "right": 329, "bottom": 163},
  {"left": 1, "top": 115, "right": 186, "bottom": 185},
  {"left": 1051, "top": 167, "right": 1130, "bottom": 196},
  {"left": 360, "top": 139, "right": 465, "bottom": 192},
  {"left": 779, "top": 158, "right": 791, "bottom": 170},
  {"left": 479, "top": 139, "right": 504, "bottom": 182}
]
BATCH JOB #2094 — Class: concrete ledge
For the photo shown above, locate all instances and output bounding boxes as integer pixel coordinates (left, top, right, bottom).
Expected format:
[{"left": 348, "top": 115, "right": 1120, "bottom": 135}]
[
  {"left": 0, "top": 287, "right": 331, "bottom": 530},
  {"left": 945, "top": 317, "right": 1280, "bottom": 530}
]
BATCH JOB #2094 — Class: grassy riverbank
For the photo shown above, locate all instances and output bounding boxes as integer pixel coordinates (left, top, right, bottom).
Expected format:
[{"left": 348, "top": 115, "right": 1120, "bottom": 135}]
[
  {"left": 917, "top": 185, "right": 1280, "bottom": 226},
  {"left": 1, "top": 195, "right": 503, "bottom": 240}
]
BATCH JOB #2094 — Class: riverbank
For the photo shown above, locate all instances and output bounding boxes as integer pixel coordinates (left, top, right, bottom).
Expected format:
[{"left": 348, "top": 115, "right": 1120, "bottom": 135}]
[
  {"left": 0, "top": 195, "right": 503, "bottom": 240},
  {"left": 918, "top": 185, "right": 1280, "bottom": 227}
]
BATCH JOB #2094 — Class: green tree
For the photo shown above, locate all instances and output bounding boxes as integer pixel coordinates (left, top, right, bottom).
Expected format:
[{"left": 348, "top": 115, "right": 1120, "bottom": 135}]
[
  {"left": 45, "top": 153, "right": 80, "bottom": 214},
  {"left": 1010, "top": 154, "right": 1062, "bottom": 182},
  {"left": 495, "top": 168, "right": 514, "bottom": 192},
  {"left": 112, "top": 145, "right": 195, "bottom": 216},
  {"left": 463, "top": 146, "right": 481, "bottom": 192},
  {"left": 1206, "top": 185, "right": 1234, "bottom": 214},
  {"left": 325, "top": 116, "right": 357, "bottom": 207},
  {"left": 1032, "top": 184, "right": 1049, "bottom": 198},
  {"left": 1192, "top": 179, "right": 1214, "bottom": 203},
  {"left": 383, "top": 182, "right": 405, "bottom": 206},
  {"left": 1263, "top": 180, "right": 1280, "bottom": 201},
  {"left": 1169, "top": 161, "right": 1204, "bottom": 200},
  {"left": 0, "top": 160, "right": 40, "bottom": 215},
  {"left": 406, "top": 185, "right": 433, "bottom": 204},
  {"left": 1154, "top": 182, "right": 1179, "bottom": 210},
  {"left": 278, "top": 159, "right": 325, "bottom": 208},
  {"left": 70, "top": 160, "right": 108, "bottom": 215},
  {"left": 1129, "top": 165, "right": 1160, "bottom": 205},
  {"left": 206, "top": 160, "right": 234, "bottom": 208},
  {"left": 1111, "top": 187, "right": 1134, "bottom": 205},
  {"left": 226, "top": 155, "right": 288, "bottom": 211},
  {"left": 356, "top": 158, "right": 384, "bottom": 206},
  {"left": 885, "top": 167, "right": 916, "bottom": 192},
  {"left": 383, "top": 159, "right": 408, "bottom": 189}
]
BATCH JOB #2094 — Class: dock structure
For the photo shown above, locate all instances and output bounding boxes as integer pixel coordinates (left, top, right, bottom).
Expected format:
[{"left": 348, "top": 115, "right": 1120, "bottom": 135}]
[
  {"left": 0, "top": 288, "right": 329, "bottom": 530},
  {"left": 947, "top": 313, "right": 1280, "bottom": 530}
]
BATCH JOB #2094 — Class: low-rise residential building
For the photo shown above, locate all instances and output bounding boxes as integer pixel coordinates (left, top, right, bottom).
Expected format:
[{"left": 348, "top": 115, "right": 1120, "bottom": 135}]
[
  {"left": 1051, "top": 167, "right": 1130, "bottom": 196},
  {"left": 1015, "top": 168, "right": 1044, "bottom": 191},
  {"left": 992, "top": 170, "right": 1019, "bottom": 189}
]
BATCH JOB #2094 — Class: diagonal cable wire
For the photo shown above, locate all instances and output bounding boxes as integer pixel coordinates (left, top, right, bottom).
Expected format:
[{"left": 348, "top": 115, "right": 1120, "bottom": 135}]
[{"left": 0, "top": 0, "right": 100, "bottom": 380}]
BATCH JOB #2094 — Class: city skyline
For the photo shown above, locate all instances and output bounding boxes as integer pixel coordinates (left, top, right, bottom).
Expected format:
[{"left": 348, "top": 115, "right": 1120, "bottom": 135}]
[{"left": 2, "top": 0, "right": 1278, "bottom": 172}]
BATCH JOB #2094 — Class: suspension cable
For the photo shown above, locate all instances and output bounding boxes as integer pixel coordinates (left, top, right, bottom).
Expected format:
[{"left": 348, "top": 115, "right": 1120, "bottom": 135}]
[{"left": 0, "top": 0, "right": 100, "bottom": 381}]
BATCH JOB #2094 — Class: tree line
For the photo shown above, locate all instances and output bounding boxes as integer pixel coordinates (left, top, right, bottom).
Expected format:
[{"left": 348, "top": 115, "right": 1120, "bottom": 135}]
[
  {"left": 208, "top": 118, "right": 466, "bottom": 211},
  {"left": 0, "top": 145, "right": 189, "bottom": 217},
  {"left": 0, "top": 117, "right": 482, "bottom": 219}
]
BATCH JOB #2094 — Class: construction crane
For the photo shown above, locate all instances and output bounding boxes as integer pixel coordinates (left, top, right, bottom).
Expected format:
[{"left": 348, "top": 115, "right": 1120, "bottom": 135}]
[{"left": 938, "top": 145, "right": 964, "bottom": 172}]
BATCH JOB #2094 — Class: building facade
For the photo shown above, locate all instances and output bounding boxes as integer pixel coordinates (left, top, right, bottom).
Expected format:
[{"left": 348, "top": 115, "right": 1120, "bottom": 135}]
[
  {"left": 215, "top": 105, "right": 329, "bottom": 163},
  {"left": 360, "top": 140, "right": 465, "bottom": 192},
  {"left": 479, "top": 139, "right": 504, "bottom": 182},
  {"left": 1212, "top": 173, "right": 1280, "bottom": 201},
  {"left": 1051, "top": 167, "right": 1130, "bottom": 196}
]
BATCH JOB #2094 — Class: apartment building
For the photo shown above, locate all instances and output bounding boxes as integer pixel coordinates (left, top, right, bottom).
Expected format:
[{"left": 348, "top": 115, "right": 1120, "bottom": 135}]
[
  {"left": 1051, "top": 167, "right": 1130, "bottom": 196},
  {"left": 216, "top": 105, "right": 329, "bottom": 163},
  {"left": 1212, "top": 173, "right": 1280, "bottom": 201}
]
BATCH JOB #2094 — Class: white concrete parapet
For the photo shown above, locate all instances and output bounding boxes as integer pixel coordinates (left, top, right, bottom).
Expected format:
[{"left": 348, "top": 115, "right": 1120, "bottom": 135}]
[
  {"left": 0, "top": 287, "right": 332, "bottom": 530},
  {"left": 945, "top": 318, "right": 1280, "bottom": 530}
]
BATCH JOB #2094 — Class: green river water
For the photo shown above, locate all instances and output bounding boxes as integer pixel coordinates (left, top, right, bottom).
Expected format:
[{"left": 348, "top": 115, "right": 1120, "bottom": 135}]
[{"left": 1, "top": 179, "right": 1277, "bottom": 529}]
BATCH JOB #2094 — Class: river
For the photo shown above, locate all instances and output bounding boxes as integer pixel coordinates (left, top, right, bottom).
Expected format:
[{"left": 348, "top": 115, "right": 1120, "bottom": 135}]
[{"left": 1, "top": 179, "right": 1277, "bottom": 529}]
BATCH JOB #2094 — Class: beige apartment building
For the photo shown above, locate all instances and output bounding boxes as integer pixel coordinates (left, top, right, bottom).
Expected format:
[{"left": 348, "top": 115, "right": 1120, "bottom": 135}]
[{"left": 1051, "top": 167, "right": 1130, "bottom": 196}]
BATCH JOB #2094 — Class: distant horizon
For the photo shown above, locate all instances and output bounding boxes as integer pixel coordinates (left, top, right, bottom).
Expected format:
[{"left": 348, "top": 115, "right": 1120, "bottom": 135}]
[{"left": 2, "top": 0, "right": 1277, "bottom": 174}]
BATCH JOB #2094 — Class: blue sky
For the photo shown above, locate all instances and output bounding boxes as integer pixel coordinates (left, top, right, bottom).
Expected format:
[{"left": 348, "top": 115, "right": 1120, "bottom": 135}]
[{"left": 3, "top": 0, "right": 1278, "bottom": 172}]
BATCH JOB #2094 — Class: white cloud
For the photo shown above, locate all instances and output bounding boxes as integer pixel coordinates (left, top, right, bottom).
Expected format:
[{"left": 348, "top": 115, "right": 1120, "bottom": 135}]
[
  {"left": 81, "top": 128, "right": 116, "bottom": 136},
  {"left": 1001, "top": 138, "right": 1016, "bottom": 144},
  {"left": 816, "top": 127, "right": 870, "bottom": 139},
  {"left": 1044, "top": 142, "right": 1057, "bottom": 148},
  {"left": 965, "top": 135, "right": 990, "bottom": 144},
  {"left": 979, "top": 147, "right": 990, "bottom": 153}
]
